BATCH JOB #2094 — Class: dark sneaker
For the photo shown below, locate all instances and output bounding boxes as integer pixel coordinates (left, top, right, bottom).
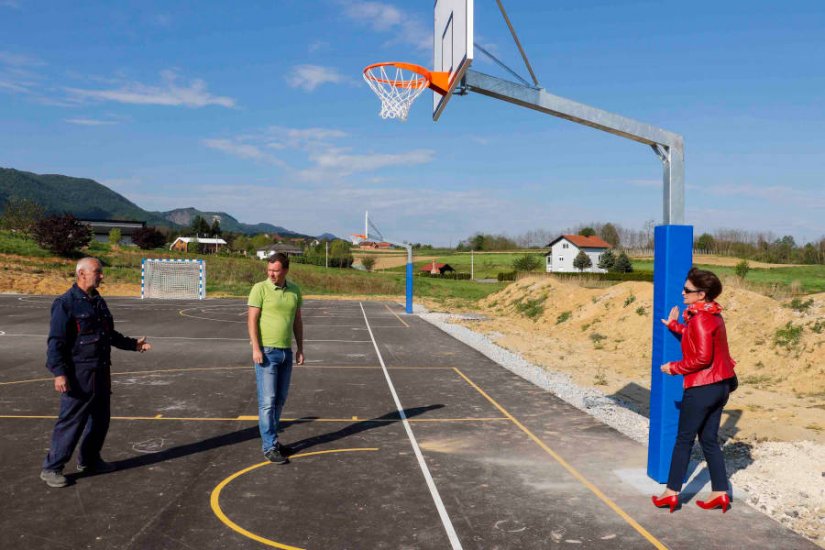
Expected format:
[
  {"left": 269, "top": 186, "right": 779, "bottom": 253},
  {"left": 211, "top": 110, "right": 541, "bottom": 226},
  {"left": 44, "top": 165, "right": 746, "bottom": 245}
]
[
  {"left": 264, "top": 447, "right": 289, "bottom": 464},
  {"left": 276, "top": 442, "right": 293, "bottom": 456},
  {"left": 77, "top": 460, "right": 117, "bottom": 474},
  {"left": 40, "top": 469, "right": 68, "bottom": 488}
]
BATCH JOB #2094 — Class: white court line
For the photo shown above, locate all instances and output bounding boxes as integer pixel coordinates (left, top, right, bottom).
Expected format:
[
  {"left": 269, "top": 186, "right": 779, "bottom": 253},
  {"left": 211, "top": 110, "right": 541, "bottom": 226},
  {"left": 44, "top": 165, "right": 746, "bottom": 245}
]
[{"left": 359, "top": 302, "right": 462, "bottom": 550}]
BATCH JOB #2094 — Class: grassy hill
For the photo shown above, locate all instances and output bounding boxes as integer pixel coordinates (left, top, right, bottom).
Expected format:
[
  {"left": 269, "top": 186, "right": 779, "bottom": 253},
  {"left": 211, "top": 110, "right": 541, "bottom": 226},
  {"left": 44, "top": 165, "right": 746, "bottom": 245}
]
[{"left": 0, "top": 167, "right": 322, "bottom": 237}]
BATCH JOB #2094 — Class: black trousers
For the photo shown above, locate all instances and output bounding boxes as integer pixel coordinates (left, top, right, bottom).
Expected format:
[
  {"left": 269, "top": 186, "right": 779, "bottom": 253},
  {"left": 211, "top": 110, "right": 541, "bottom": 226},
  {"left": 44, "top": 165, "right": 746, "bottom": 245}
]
[
  {"left": 667, "top": 379, "right": 730, "bottom": 492},
  {"left": 43, "top": 367, "right": 111, "bottom": 472}
]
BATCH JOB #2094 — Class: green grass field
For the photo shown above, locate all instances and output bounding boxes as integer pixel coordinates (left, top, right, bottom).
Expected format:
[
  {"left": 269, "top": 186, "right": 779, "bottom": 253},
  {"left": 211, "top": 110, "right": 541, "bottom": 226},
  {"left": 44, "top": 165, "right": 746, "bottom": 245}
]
[
  {"left": 632, "top": 260, "right": 825, "bottom": 294},
  {"left": 384, "top": 251, "right": 546, "bottom": 279},
  {"left": 2, "top": 231, "right": 821, "bottom": 301}
]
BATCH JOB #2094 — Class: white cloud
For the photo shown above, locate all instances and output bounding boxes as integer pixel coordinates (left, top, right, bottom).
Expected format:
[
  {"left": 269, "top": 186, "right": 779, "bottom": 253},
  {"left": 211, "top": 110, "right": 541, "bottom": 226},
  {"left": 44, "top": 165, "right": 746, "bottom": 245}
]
[
  {"left": 285, "top": 64, "right": 347, "bottom": 91},
  {"left": 340, "top": 1, "right": 430, "bottom": 52},
  {"left": 65, "top": 70, "right": 235, "bottom": 108},
  {"left": 308, "top": 41, "right": 329, "bottom": 54},
  {"left": 0, "top": 51, "right": 43, "bottom": 67},
  {"left": 65, "top": 118, "right": 120, "bottom": 126},
  {"left": 300, "top": 148, "right": 434, "bottom": 180},
  {"left": 202, "top": 138, "right": 286, "bottom": 166}
]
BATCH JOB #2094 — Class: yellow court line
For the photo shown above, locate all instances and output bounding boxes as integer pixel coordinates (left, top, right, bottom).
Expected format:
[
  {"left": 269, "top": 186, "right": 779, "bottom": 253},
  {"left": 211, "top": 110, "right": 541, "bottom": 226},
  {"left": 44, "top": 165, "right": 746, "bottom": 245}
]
[
  {"left": 211, "top": 448, "right": 379, "bottom": 550},
  {"left": 384, "top": 303, "right": 410, "bottom": 328},
  {"left": 0, "top": 364, "right": 456, "bottom": 387},
  {"left": 0, "top": 414, "right": 508, "bottom": 423},
  {"left": 0, "top": 366, "right": 252, "bottom": 386},
  {"left": 452, "top": 367, "right": 667, "bottom": 550}
]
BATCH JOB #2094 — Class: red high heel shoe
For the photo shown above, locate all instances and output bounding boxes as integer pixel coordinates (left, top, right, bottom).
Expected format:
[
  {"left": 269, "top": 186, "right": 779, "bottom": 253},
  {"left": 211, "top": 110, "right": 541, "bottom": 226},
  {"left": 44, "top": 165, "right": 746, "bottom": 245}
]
[
  {"left": 651, "top": 494, "right": 679, "bottom": 513},
  {"left": 696, "top": 494, "right": 731, "bottom": 513}
]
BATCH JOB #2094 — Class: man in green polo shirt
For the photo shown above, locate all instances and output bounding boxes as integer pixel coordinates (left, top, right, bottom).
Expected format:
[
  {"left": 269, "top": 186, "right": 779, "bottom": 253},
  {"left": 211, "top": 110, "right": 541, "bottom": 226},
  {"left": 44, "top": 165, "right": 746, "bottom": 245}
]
[{"left": 247, "top": 252, "right": 304, "bottom": 464}]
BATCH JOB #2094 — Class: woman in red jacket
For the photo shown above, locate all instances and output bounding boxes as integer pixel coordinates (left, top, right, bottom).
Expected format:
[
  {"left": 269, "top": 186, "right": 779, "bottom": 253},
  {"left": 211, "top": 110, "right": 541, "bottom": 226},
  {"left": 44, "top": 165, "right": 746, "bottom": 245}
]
[{"left": 652, "top": 267, "right": 737, "bottom": 513}]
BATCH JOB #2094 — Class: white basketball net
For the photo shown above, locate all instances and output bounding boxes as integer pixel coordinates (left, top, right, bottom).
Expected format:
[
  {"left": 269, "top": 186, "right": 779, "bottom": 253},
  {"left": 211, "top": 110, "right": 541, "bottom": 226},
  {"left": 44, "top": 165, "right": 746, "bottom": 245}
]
[{"left": 363, "top": 64, "right": 430, "bottom": 121}]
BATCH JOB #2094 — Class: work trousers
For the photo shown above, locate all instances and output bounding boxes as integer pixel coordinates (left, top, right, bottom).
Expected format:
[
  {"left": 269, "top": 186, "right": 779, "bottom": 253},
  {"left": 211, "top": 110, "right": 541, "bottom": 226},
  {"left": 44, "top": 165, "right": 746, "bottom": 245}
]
[
  {"left": 42, "top": 367, "right": 111, "bottom": 472},
  {"left": 667, "top": 379, "right": 730, "bottom": 492}
]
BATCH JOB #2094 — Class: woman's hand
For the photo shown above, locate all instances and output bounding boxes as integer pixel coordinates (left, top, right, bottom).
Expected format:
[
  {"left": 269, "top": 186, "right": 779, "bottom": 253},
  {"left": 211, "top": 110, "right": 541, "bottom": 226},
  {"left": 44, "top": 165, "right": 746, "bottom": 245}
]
[
  {"left": 660, "top": 363, "right": 673, "bottom": 375},
  {"left": 660, "top": 306, "right": 680, "bottom": 326}
]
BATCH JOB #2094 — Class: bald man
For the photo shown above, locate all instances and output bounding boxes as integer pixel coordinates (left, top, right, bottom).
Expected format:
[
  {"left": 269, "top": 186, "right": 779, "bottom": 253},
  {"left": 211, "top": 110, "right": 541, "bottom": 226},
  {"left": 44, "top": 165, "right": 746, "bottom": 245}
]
[{"left": 40, "top": 257, "right": 151, "bottom": 488}]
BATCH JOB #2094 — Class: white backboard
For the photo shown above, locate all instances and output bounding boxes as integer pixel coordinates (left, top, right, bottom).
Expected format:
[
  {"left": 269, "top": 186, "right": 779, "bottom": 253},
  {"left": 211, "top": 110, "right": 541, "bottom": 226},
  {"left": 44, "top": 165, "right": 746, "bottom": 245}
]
[{"left": 433, "top": 0, "right": 473, "bottom": 121}]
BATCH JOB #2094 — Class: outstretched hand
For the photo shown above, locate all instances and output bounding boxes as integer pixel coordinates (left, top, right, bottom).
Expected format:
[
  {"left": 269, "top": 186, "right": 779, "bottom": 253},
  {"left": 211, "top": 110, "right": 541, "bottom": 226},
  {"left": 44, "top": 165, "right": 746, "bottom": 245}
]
[
  {"left": 660, "top": 305, "right": 680, "bottom": 326},
  {"left": 137, "top": 336, "right": 151, "bottom": 352}
]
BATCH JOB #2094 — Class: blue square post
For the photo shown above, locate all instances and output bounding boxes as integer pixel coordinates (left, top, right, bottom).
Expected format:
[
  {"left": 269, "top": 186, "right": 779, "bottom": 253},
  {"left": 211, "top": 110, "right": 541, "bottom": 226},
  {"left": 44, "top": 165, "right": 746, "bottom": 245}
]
[
  {"left": 405, "top": 261, "right": 413, "bottom": 313},
  {"left": 648, "top": 224, "right": 693, "bottom": 482}
]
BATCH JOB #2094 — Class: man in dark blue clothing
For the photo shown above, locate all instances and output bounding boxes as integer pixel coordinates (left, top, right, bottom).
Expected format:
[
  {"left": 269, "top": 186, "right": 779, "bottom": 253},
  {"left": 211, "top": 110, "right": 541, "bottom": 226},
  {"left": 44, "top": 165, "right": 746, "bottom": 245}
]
[{"left": 40, "top": 257, "right": 152, "bottom": 488}]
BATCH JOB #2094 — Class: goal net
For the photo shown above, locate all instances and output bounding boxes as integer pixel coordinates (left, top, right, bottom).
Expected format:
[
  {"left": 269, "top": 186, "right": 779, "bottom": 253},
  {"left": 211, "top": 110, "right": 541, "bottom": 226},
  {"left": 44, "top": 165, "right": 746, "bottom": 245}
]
[{"left": 141, "top": 259, "right": 206, "bottom": 300}]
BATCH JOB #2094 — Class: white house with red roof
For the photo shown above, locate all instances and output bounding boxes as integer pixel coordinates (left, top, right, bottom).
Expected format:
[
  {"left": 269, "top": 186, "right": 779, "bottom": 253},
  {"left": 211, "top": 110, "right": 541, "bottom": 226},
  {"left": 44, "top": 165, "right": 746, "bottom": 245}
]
[{"left": 545, "top": 234, "right": 612, "bottom": 273}]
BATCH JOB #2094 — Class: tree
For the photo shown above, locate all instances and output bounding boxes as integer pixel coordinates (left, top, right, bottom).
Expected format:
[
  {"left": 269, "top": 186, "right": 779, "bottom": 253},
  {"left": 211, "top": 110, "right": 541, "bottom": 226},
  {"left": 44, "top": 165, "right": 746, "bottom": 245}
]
[
  {"left": 612, "top": 252, "right": 633, "bottom": 273},
  {"left": 597, "top": 249, "right": 616, "bottom": 270},
  {"left": 33, "top": 214, "right": 92, "bottom": 257},
  {"left": 132, "top": 226, "right": 167, "bottom": 250},
  {"left": 0, "top": 196, "right": 44, "bottom": 236},
  {"left": 695, "top": 233, "right": 716, "bottom": 252},
  {"left": 361, "top": 256, "right": 376, "bottom": 272},
  {"left": 573, "top": 250, "right": 592, "bottom": 272},
  {"left": 210, "top": 219, "right": 222, "bottom": 236},
  {"left": 579, "top": 227, "right": 596, "bottom": 237},
  {"left": 108, "top": 228, "right": 122, "bottom": 246},
  {"left": 189, "top": 215, "right": 210, "bottom": 236},
  {"left": 734, "top": 260, "right": 750, "bottom": 280},
  {"left": 599, "top": 223, "right": 620, "bottom": 247},
  {"left": 512, "top": 254, "right": 541, "bottom": 272}
]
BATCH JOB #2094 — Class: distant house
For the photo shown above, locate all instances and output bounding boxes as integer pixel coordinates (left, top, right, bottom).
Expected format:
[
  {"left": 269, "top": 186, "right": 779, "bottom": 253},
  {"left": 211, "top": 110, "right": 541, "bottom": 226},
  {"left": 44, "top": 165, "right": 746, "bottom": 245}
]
[
  {"left": 420, "top": 261, "right": 455, "bottom": 275},
  {"left": 255, "top": 243, "right": 304, "bottom": 260},
  {"left": 545, "top": 234, "right": 612, "bottom": 273},
  {"left": 79, "top": 219, "right": 145, "bottom": 245},
  {"left": 170, "top": 237, "right": 227, "bottom": 253}
]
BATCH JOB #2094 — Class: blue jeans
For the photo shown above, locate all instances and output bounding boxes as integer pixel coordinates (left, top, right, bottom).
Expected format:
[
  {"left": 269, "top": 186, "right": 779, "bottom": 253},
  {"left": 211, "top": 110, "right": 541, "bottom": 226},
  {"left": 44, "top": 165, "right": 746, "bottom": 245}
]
[
  {"left": 254, "top": 348, "right": 293, "bottom": 453},
  {"left": 667, "top": 380, "right": 731, "bottom": 492}
]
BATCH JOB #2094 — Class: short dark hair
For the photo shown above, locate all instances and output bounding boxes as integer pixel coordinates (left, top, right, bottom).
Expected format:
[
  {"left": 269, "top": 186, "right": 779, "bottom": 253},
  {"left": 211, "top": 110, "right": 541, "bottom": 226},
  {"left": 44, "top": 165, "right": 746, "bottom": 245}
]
[
  {"left": 267, "top": 252, "right": 290, "bottom": 269},
  {"left": 687, "top": 267, "right": 722, "bottom": 301}
]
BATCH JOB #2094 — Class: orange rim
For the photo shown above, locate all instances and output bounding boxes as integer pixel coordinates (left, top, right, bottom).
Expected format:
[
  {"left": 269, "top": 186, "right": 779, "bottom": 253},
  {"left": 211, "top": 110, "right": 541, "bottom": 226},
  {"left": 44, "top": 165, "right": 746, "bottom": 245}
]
[{"left": 363, "top": 62, "right": 431, "bottom": 89}]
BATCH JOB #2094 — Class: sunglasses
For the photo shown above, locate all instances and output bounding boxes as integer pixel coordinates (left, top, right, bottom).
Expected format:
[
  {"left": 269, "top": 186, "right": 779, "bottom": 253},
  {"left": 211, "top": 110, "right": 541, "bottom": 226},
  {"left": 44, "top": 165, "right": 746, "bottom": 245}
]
[{"left": 683, "top": 286, "right": 703, "bottom": 294}]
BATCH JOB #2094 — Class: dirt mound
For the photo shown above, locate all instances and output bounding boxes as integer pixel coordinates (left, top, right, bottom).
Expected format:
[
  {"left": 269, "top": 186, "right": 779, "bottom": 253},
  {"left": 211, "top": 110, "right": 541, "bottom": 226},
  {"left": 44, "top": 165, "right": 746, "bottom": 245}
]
[{"left": 472, "top": 276, "right": 825, "bottom": 443}]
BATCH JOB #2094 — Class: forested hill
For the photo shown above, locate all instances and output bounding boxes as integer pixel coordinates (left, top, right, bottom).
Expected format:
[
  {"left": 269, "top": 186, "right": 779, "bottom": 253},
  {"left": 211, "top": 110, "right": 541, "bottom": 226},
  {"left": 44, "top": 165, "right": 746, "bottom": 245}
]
[
  {"left": 0, "top": 167, "right": 167, "bottom": 225},
  {"left": 0, "top": 168, "right": 318, "bottom": 237}
]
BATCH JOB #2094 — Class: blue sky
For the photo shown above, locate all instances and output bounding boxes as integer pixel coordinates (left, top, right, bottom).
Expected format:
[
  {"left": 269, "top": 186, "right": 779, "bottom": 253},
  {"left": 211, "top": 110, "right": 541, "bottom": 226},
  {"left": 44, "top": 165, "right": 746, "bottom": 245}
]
[{"left": 1, "top": 1, "right": 823, "bottom": 246}]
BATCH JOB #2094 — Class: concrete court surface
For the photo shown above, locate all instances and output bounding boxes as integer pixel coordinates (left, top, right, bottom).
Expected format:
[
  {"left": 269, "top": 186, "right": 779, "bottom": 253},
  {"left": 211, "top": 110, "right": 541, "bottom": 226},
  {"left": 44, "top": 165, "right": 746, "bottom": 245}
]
[{"left": 0, "top": 294, "right": 815, "bottom": 549}]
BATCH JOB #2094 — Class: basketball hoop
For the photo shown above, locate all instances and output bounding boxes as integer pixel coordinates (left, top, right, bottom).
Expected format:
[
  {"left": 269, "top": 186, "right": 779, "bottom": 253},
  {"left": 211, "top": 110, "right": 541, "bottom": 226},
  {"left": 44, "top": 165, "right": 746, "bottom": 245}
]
[{"left": 363, "top": 62, "right": 448, "bottom": 121}]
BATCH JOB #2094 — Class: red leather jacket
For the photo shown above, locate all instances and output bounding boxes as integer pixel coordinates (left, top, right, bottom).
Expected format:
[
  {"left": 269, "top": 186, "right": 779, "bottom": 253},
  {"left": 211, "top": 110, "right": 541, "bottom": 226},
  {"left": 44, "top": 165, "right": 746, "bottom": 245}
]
[{"left": 667, "top": 311, "right": 736, "bottom": 389}]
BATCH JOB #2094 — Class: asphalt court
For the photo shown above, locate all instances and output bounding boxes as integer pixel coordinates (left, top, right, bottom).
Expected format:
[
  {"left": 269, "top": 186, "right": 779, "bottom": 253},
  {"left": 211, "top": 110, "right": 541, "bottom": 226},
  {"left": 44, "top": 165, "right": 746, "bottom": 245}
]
[{"left": 0, "top": 294, "right": 814, "bottom": 549}]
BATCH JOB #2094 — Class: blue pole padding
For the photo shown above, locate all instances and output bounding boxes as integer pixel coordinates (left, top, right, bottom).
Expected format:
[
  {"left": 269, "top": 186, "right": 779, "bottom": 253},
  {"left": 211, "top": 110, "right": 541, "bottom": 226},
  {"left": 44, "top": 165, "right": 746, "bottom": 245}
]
[
  {"left": 648, "top": 225, "right": 693, "bottom": 482},
  {"left": 405, "top": 262, "right": 413, "bottom": 313}
]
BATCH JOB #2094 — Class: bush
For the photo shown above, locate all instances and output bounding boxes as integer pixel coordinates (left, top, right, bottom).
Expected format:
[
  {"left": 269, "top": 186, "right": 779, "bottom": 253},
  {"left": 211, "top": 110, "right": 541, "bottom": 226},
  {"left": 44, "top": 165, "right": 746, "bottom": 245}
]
[
  {"left": 773, "top": 322, "right": 803, "bottom": 350},
  {"left": 497, "top": 271, "right": 516, "bottom": 282},
  {"left": 512, "top": 253, "right": 541, "bottom": 272},
  {"left": 603, "top": 271, "right": 653, "bottom": 282},
  {"left": 32, "top": 214, "right": 92, "bottom": 257},
  {"left": 611, "top": 252, "right": 633, "bottom": 273},
  {"left": 515, "top": 295, "right": 546, "bottom": 320},
  {"left": 132, "top": 226, "right": 168, "bottom": 250},
  {"left": 786, "top": 298, "right": 814, "bottom": 313},
  {"left": 623, "top": 294, "right": 636, "bottom": 307},
  {"left": 597, "top": 250, "right": 616, "bottom": 270},
  {"left": 418, "top": 272, "right": 471, "bottom": 280},
  {"left": 734, "top": 260, "right": 750, "bottom": 280},
  {"left": 361, "top": 256, "right": 376, "bottom": 272},
  {"left": 108, "top": 228, "right": 122, "bottom": 246},
  {"left": 556, "top": 311, "right": 572, "bottom": 324},
  {"left": 573, "top": 250, "right": 593, "bottom": 272},
  {"left": 0, "top": 196, "right": 44, "bottom": 236}
]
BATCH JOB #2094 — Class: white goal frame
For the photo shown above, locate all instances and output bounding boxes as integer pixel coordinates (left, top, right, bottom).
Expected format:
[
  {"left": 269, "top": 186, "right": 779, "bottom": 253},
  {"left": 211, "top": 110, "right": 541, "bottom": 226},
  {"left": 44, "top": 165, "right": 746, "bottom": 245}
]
[{"left": 141, "top": 259, "right": 206, "bottom": 300}]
